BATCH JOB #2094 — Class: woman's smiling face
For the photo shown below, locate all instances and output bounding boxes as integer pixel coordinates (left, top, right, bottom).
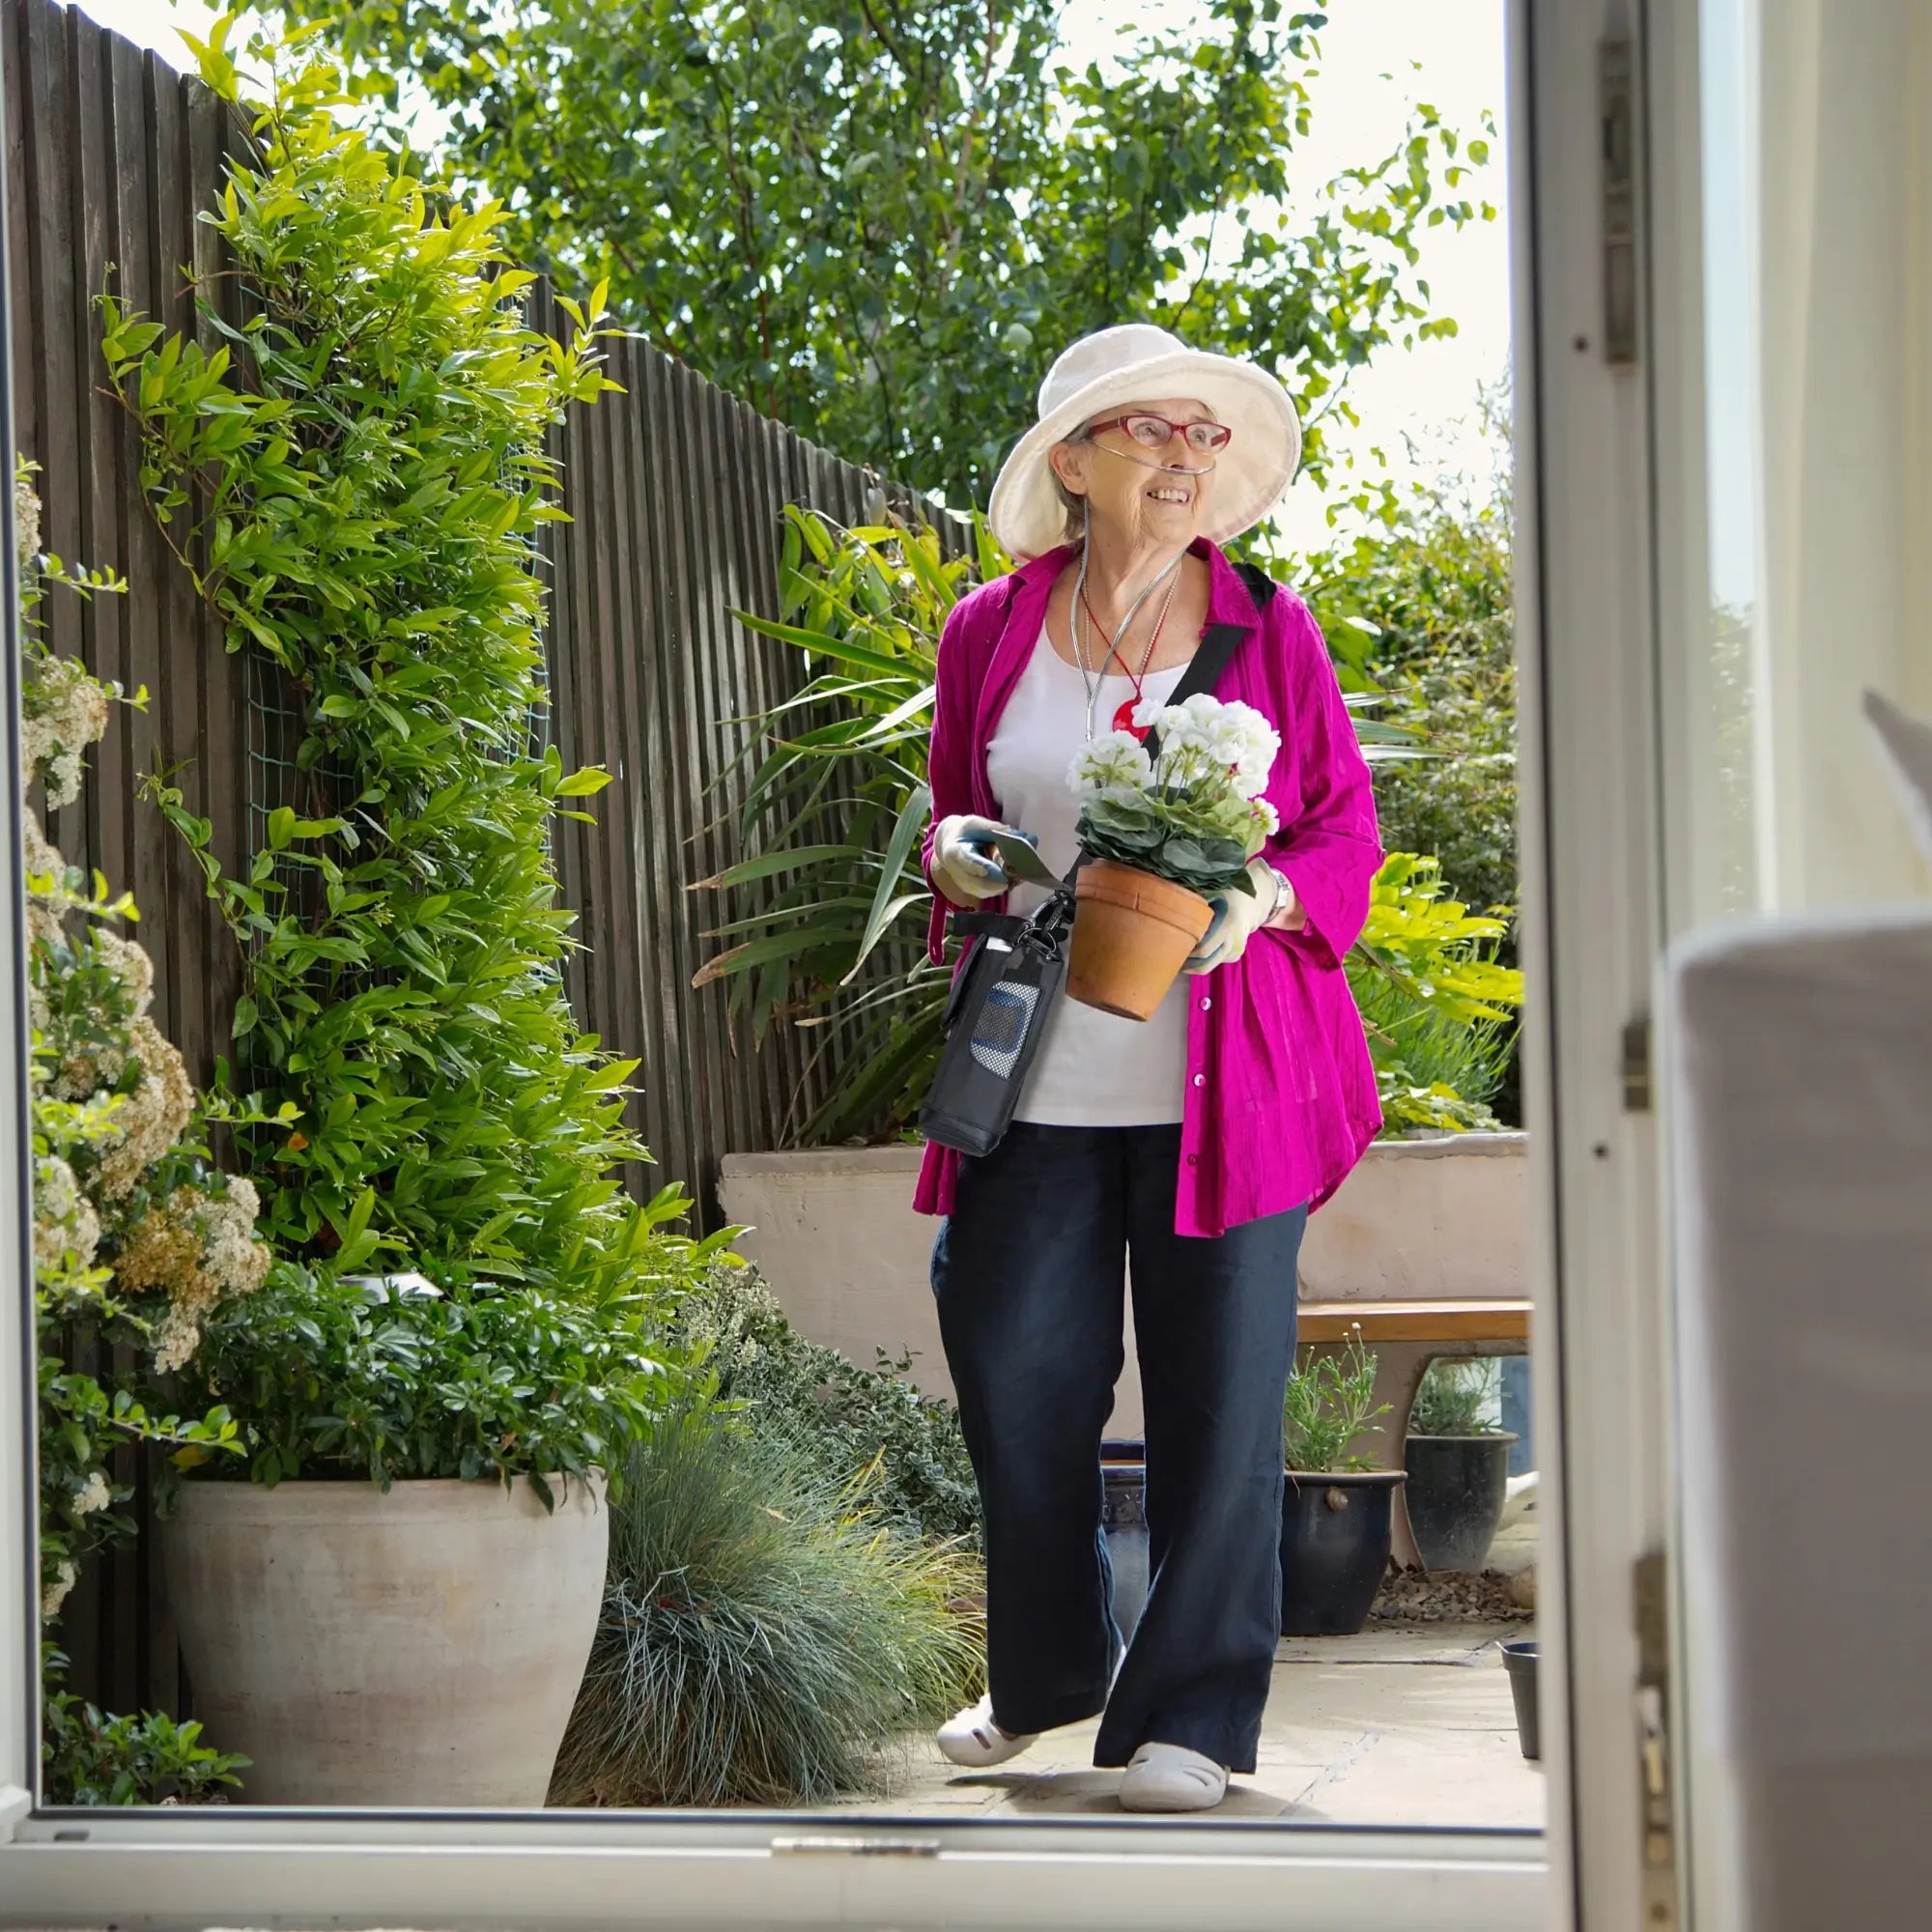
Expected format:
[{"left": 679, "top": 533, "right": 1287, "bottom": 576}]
[{"left": 1050, "top": 397, "right": 1222, "bottom": 548}]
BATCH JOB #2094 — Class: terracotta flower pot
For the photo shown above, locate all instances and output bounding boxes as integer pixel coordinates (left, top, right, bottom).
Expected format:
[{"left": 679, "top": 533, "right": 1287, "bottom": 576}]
[{"left": 1068, "top": 860, "right": 1215, "bottom": 1019}]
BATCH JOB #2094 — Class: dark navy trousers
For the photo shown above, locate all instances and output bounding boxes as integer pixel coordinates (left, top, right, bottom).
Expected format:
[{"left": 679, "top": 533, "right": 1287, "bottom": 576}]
[{"left": 932, "top": 1122, "right": 1307, "bottom": 1773}]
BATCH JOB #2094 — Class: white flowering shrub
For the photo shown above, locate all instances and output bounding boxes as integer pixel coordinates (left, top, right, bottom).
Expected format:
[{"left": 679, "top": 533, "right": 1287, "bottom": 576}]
[
  {"left": 18, "top": 463, "right": 259, "bottom": 1635},
  {"left": 1065, "top": 694, "right": 1283, "bottom": 895}
]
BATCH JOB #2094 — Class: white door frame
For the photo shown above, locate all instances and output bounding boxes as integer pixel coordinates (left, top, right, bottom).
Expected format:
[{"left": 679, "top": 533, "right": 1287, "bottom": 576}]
[
  {"left": 0, "top": 0, "right": 40, "bottom": 1834},
  {"left": 0, "top": 2, "right": 1698, "bottom": 1925},
  {"left": 1513, "top": 0, "right": 1703, "bottom": 1926}
]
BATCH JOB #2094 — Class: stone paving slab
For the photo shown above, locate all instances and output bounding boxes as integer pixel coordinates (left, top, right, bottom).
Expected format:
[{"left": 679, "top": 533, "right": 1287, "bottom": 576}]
[{"left": 838, "top": 1620, "right": 1545, "bottom": 1827}]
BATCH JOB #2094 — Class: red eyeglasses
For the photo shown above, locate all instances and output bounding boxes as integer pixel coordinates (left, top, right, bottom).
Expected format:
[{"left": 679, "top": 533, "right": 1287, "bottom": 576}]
[{"left": 1083, "top": 412, "right": 1234, "bottom": 454}]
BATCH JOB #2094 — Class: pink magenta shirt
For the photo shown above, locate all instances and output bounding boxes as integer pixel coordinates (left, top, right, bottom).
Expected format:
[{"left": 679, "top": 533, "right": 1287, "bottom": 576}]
[{"left": 914, "top": 538, "right": 1385, "bottom": 1238}]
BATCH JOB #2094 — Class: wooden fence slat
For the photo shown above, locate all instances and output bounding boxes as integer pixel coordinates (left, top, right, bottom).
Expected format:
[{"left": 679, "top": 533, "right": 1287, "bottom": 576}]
[
  {"left": 592, "top": 335, "right": 661, "bottom": 1196},
  {"left": 21, "top": 0, "right": 80, "bottom": 706},
  {"left": 759, "top": 406, "right": 820, "bottom": 1134},
  {"left": 74, "top": 14, "right": 126, "bottom": 896},
  {"left": 4, "top": 0, "right": 32, "bottom": 464},
  {"left": 715, "top": 387, "right": 780, "bottom": 1147},
  {"left": 111, "top": 42, "right": 165, "bottom": 1018},
  {"left": 636, "top": 348, "right": 705, "bottom": 1195},
  {"left": 682, "top": 366, "right": 745, "bottom": 1203}
]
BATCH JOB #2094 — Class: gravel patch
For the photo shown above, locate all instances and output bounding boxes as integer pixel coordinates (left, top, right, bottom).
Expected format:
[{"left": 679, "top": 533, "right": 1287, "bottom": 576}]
[{"left": 1370, "top": 1563, "right": 1534, "bottom": 1625}]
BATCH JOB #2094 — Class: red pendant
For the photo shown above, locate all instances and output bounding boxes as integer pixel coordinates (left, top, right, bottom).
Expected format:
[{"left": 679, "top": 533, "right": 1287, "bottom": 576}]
[{"left": 1113, "top": 696, "right": 1149, "bottom": 740}]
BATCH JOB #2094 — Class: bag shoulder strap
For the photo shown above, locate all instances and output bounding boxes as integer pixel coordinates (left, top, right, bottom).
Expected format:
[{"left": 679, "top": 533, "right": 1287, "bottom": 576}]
[
  {"left": 1232, "top": 559, "right": 1281, "bottom": 611},
  {"left": 1142, "top": 563, "right": 1279, "bottom": 760}
]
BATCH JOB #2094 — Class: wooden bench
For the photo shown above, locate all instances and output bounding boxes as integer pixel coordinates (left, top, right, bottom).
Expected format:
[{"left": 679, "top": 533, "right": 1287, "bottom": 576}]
[{"left": 1297, "top": 1298, "right": 1531, "bottom": 1571}]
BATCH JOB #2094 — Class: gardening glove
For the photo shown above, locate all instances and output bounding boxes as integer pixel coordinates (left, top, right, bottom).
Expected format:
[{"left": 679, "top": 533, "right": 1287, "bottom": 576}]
[
  {"left": 931, "top": 814, "right": 1034, "bottom": 905},
  {"left": 1184, "top": 859, "right": 1294, "bottom": 975}
]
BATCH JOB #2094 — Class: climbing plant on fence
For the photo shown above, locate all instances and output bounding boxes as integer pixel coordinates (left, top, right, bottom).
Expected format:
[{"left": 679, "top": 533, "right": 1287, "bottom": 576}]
[{"left": 99, "top": 18, "right": 724, "bottom": 1303}]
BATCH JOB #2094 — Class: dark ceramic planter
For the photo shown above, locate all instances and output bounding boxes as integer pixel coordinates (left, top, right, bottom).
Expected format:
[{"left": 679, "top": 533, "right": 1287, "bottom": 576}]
[
  {"left": 1404, "top": 1433, "right": 1518, "bottom": 1572},
  {"left": 1279, "top": 1469, "right": 1406, "bottom": 1637},
  {"left": 1502, "top": 1638, "right": 1541, "bottom": 1759},
  {"left": 1100, "top": 1439, "right": 1149, "bottom": 1642}
]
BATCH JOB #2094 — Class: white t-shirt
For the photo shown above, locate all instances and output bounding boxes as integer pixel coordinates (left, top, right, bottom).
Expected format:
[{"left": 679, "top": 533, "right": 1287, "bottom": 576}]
[{"left": 984, "top": 633, "right": 1193, "bottom": 1126}]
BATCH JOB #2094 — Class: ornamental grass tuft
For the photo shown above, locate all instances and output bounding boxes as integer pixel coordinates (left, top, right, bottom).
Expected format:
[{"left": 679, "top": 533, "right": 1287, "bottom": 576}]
[{"left": 550, "top": 1406, "right": 983, "bottom": 1809}]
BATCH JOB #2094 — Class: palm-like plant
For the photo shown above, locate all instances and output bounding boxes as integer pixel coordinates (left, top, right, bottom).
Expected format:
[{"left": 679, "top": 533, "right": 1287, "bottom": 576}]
[
  {"left": 693, "top": 508, "right": 978, "bottom": 1144},
  {"left": 1350, "top": 854, "right": 1523, "bottom": 1133},
  {"left": 696, "top": 509, "right": 1507, "bottom": 1146}
]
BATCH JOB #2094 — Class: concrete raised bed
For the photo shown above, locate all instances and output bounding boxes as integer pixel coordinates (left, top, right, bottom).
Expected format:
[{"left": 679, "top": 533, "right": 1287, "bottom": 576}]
[
  {"left": 1297, "top": 1131, "right": 1529, "bottom": 1303},
  {"left": 718, "top": 1133, "right": 1528, "bottom": 1441}
]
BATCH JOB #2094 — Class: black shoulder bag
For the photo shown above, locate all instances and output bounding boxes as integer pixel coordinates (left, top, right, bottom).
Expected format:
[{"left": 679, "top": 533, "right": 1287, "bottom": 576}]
[{"left": 919, "top": 565, "right": 1278, "bottom": 1158}]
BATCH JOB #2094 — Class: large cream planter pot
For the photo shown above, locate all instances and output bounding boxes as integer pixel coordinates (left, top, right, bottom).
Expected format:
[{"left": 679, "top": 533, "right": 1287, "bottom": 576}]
[{"left": 160, "top": 1473, "right": 609, "bottom": 1806}]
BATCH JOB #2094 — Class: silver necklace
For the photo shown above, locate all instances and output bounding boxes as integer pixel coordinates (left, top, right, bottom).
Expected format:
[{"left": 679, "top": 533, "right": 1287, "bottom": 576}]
[
  {"left": 1068, "top": 538, "right": 1184, "bottom": 741},
  {"left": 1084, "top": 569, "right": 1181, "bottom": 741}
]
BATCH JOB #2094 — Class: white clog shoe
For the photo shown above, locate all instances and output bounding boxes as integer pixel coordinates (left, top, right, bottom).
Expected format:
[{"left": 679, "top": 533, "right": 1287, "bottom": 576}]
[
  {"left": 1118, "top": 1742, "right": 1230, "bottom": 1812},
  {"left": 937, "top": 1694, "right": 1037, "bottom": 1769}
]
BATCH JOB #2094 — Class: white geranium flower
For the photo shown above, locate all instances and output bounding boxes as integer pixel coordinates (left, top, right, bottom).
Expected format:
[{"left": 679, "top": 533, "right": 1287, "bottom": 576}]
[
  {"left": 1188, "top": 699, "right": 1278, "bottom": 798},
  {"left": 1143, "top": 703, "right": 1200, "bottom": 753},
  {"left": 1232, "top": 753, "right": 1276, "bottom": 800},
  {"left": 1067, "top": 731, "right": 1153, "bottom": 798},
  {"left": 1250, "top": 797, "right": 1281, "bottom": 838},
  {"left": 71, "top": 1471, "right": 111, "bottom": 1518},
  {"left": 1199, "top": 718, "right": 1242, "bottom": 762}
]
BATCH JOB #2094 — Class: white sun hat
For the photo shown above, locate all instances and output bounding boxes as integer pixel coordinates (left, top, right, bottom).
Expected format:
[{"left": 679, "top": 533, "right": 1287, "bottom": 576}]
[{"left": 987, "top": 323, "right": 1301, "bottom": 563}]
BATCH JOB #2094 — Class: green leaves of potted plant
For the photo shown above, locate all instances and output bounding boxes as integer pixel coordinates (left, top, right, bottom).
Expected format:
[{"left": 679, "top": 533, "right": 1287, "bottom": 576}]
[
  {"left": 156, "top": 1260, "right": 690, "bottom": 1805},
  {"left": 1404, "top": 1357, "right": 1519, "bottom": 1573},
  {"left": 1065, "top": 696, "right": 1282, "bottom": 1019},
  {"left": 101, "top": 15, "right": 639, "bottom": 1306},
  {"left": 1279, "top": 1327, "right": 1406, "bottom": 1636}
]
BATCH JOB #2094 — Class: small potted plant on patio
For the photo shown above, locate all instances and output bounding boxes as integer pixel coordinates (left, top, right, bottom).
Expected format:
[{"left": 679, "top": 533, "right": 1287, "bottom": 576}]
[
  {"left": 158, "top": 1257, "right": 682, "bottom": 1806},
  {"left": 1403, "top": 1357, "right": 1518, "bottom": 1573},
  {"left": 1280, "top": 1326, "right": 1406, "bottom": 1636},
  {"left": 1065, "top": 695, "right": 1282, "bottom": 1019}
]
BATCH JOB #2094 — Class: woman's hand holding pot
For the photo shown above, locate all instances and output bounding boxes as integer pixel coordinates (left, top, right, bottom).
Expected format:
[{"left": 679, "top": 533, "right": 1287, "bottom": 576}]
[
  {"left": 1184, "top": 860, "right": 1296, "bottom": 975},
  {"left": 932, "top": 814, "right": 1036, "bottom": 904}
]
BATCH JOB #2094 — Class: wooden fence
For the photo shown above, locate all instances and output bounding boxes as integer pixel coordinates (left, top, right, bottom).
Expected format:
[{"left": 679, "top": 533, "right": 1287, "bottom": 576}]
[
  {"left": 534, "top": 294, "right": 952, "bottom": 1214},
  {"left": 7, "top": 0, "right": 954, "bottom": 1713}
]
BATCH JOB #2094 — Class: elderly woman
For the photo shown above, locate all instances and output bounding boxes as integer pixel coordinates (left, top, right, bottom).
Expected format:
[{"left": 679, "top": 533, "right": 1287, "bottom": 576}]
[{"left": 915, "top": 325, "right": 1382, "bottom": 1812}]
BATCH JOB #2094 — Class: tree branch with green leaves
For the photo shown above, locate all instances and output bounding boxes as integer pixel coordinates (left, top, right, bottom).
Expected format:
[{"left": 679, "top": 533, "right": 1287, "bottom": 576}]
[{"left": 275, "top": 0, "right": 1494, "bottom": 506}]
